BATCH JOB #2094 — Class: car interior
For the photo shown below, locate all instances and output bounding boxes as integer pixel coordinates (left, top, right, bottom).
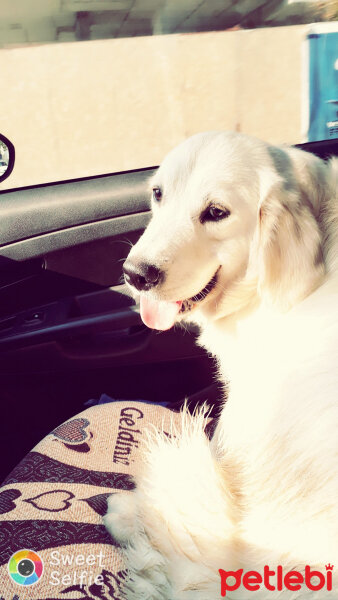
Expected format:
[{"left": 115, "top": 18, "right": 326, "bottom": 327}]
[{"left": 0, "top": 134, "right": 337, "bottom": 484}]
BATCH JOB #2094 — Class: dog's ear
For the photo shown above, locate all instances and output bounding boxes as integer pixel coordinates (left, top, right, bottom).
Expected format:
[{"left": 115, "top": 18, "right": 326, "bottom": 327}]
[{"left": 256, "top": 169, "right": 325, "bottom": 310}]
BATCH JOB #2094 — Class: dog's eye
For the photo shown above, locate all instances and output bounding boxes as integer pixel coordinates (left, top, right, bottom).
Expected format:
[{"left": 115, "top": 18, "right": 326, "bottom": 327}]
[
  {"left": 200, "top": 205, "right": 231, "bottom": 223},
  {"left": 152, "top": 187, "right": 162, "bottom": 202}
]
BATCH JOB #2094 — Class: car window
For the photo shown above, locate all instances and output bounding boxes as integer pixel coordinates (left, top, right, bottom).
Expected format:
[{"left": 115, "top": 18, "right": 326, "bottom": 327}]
[{"left": 0, "top": 1, "right": 337, "bottom": 190}]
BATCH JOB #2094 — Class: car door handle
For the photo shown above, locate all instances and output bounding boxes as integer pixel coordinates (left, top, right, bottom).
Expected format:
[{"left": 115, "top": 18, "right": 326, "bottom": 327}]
[{"left": 0, "top": 301, "right": 146, "bottom": 352}]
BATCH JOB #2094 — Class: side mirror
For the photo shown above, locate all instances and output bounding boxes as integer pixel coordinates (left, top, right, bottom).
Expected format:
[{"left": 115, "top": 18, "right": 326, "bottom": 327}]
[{"left": 0, "top": 134, "right": 15, "bottom": 184}]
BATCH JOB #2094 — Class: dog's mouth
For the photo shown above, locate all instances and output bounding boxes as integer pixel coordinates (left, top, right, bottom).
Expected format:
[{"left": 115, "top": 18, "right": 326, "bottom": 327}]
[
  {"left": 179, "top": 270, "right": 219, "bottom": 313},
  {"left": 139, "top": 268, "right": 220, "bottom": 331}
]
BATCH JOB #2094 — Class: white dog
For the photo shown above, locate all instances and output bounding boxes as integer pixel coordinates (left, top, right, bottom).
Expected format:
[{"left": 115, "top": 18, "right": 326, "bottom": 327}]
[{"left": 104, "top": 131, "right": 338, "bottom": 599}]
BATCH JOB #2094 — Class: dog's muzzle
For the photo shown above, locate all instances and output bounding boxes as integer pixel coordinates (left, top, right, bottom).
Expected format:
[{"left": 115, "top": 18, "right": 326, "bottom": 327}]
[{"left": 123, "top": 260, "right": 220, "bottom": 331}]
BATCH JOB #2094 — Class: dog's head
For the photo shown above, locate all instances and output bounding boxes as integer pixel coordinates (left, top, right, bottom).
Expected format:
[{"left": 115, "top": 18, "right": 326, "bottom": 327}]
[{"left": 124, "top": 131, "right": 326, "bottom": 330}]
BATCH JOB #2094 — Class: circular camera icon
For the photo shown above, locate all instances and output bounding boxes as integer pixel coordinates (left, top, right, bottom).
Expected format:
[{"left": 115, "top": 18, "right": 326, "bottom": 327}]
[
  {"left": 8, "top": 550, "right": 43, "bottom": 586},
  {"left": 18, "top": 558, "right": 34, "bottom": 576}
]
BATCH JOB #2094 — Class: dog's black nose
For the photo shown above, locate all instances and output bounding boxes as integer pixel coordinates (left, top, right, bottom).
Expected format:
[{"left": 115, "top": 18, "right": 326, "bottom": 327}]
[{"left": 123, "top": 261, "right": 163, "bottom": 291}]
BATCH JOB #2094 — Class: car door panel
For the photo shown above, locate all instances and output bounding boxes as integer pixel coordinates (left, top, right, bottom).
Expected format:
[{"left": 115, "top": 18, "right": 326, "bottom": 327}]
[
  {"left": 0, "top": 170, "right": 153, "bottom": 358},
  {"left": 0, "top": 168, "right": 154, "bottom": 245}
]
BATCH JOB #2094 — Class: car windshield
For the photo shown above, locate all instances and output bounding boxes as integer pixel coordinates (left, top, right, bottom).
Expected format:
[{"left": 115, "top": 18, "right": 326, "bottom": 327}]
[{"left": 0, "top": 1, "right": 337, "bottom": 190}]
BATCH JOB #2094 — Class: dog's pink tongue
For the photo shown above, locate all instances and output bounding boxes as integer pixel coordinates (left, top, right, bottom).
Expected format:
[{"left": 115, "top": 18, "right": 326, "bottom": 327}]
[{"left": 140, "top": 295, "right": 182, "bottom": 330}]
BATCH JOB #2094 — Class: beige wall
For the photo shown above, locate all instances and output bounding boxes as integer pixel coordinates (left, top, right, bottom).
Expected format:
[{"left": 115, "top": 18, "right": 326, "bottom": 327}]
[{"left": 0, "top": 25, "right": 307, "bottom": 190}]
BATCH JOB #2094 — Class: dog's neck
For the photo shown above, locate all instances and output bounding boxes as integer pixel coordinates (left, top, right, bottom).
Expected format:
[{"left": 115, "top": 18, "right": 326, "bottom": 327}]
[
  {"left": 193, "top": 265, "right": 325, "bottom": 379},
  {"left": 198, "top": 282, "right": 261, "bottom": 358},
  {"left": 192, "top": 275, "right": 260, "bottom": 370}
]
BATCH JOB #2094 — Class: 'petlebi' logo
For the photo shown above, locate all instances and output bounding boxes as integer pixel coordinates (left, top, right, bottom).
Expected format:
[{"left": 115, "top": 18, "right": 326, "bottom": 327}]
[
  {"left": 8, "top": 549, "right": 44, "bottom": 586},
  {"left": 219, "top": 564, "right": 334, "bottom": 596}
]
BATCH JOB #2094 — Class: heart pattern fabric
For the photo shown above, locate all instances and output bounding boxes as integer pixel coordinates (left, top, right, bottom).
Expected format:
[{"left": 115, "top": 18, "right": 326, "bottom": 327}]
[
  {"left": 0, "top": 488, "right": 21, "bottom": 514},
  {"left": 24, "top": 489, "right": 75, "bottom": 512},
  {"left": 52, "top": 418, "right": 90, "bottom": 444}
]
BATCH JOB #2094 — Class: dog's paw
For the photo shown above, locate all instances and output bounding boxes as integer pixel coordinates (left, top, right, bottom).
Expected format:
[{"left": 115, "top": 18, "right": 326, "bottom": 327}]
[
  {"left": 104, "top": 491, "right": 172, "bottom": 599},
  {"left": 123, "top": 535, "right": 172, "bottom": 600},
  {"left": 103, "top": 492, "right": 138, "bottom": 545}
]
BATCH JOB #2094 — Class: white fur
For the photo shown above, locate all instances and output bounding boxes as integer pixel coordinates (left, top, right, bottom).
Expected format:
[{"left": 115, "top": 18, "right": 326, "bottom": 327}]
[{"left": 104, "top": 132, "right": 338, "bottom": 599}]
